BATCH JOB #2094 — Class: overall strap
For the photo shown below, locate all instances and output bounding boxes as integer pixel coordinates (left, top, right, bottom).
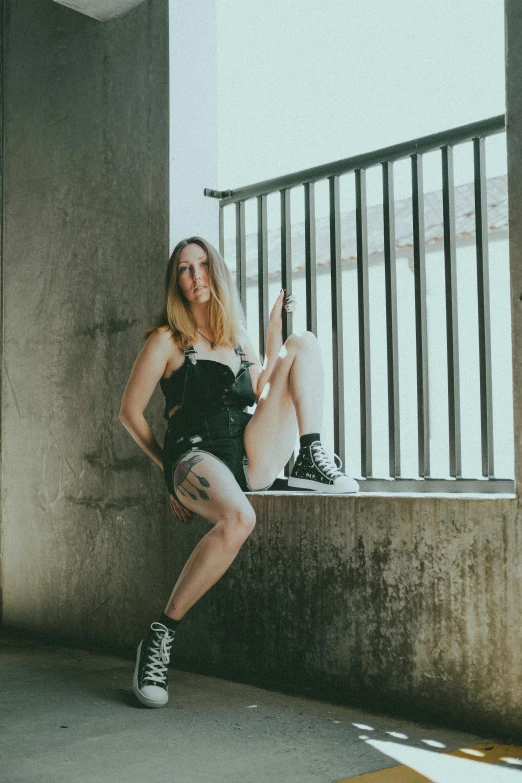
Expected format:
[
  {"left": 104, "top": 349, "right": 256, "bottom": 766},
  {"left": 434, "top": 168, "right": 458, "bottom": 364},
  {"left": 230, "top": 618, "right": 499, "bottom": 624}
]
[
  {"left": 179, "top": 346, "right": 197, "bottom": 409},
  {"left": 234, "top": 343, "right": 254, "bottom": 371}
]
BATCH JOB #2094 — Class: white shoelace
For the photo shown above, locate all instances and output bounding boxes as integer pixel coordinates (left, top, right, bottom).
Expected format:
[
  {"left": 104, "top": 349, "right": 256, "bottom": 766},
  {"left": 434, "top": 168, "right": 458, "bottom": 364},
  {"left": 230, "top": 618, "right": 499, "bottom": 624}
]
[
  {"left": 310, "top": 442, "right": 344, "bottom": 479},
  {"left": 143, "top": 622, "right": 175, "bottom": 685}
]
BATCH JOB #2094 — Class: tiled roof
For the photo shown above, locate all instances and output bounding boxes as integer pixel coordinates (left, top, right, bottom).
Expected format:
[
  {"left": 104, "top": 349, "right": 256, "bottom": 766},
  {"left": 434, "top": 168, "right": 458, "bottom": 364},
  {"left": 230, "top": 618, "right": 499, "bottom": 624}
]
[{"left": 238, "top": 175, "right": 507, "bottom": 280}]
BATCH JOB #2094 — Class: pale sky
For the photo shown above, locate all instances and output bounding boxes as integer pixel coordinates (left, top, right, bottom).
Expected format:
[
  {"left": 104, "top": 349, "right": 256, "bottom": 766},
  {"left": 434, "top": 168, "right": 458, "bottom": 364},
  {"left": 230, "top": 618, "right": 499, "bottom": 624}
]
[{"left": 217, "top": 0, "right": 506, "bottom": 204}]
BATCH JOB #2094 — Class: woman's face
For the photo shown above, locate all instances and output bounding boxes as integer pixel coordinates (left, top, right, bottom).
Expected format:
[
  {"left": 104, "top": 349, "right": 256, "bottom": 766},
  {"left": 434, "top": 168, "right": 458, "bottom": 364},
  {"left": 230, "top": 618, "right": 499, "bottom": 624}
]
[{"left": 177, "top": 243, "right": 211, "bottom": 305}]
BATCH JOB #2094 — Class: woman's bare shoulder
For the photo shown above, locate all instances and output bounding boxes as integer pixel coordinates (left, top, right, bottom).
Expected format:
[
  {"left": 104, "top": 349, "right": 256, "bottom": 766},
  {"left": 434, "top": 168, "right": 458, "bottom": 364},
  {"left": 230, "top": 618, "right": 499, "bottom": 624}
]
[
  {"left": 146, "top": 325, "right": 175, "bottom": 345},
  {"left": 238, "top": 325, "right": 257, "bottom": 347},
  {"left": 143, "top": 325, "right": 170, "bottom": 350},
  {"left": 237, "top": 324, "right": 250, "bottom": 343},
  {"left": 155, "top": 324, "right": 174, "bottom": 337},
  {"left": 237, "top": 326, "right": 260, "bottom": 364},
  {"left": 147, "top": 326, "right": 184, "bottom": 375}
]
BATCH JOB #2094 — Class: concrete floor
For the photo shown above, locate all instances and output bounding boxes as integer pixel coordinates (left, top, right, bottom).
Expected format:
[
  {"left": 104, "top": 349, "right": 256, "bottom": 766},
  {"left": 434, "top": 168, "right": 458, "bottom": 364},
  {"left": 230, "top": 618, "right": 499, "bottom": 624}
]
[{"left": 1, "top": 631, "right": 521, "bottom": 783}]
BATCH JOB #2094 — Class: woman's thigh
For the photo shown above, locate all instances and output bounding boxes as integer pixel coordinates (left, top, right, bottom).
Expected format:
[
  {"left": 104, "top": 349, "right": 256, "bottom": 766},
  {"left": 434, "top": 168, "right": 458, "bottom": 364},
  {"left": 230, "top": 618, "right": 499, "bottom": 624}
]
[
  {"left": 171, "top": 449, "right": 253, "bottom": 524},
  {"left": 243, "top": 348, "right": 298, "bottom": 489}
]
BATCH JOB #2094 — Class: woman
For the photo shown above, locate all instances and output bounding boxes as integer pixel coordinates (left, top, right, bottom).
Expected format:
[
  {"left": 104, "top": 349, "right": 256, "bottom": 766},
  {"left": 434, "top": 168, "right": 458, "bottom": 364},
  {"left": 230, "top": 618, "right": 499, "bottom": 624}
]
[{"left": 119, "top": 236, "right": 359, "bottom": 709}]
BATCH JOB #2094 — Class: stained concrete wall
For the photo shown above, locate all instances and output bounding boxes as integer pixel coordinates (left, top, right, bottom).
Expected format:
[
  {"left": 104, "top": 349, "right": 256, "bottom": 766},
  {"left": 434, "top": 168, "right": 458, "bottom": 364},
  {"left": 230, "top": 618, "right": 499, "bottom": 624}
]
[
  {"left": 2, "top": 0, "right": 522, "bottom": 742},
  {"left": 173, "top": 494, "right": 521, "bottom": 734}
]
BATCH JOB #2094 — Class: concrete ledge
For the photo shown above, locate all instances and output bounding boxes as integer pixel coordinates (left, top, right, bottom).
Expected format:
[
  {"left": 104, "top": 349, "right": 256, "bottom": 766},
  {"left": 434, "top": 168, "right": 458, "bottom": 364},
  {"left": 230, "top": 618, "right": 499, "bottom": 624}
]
[
  {"left": 248, "top": 490, "right": 517, "bottom": 500},
  {"left": 264, "top": 478, "right": 516, "bottom": 495}
]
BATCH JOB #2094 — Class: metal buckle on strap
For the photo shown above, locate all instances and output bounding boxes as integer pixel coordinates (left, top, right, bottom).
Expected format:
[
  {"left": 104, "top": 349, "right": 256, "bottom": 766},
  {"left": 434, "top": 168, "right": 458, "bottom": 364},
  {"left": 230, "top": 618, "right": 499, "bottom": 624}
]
[
  {"left": 184, "top": 346, "right": 198, "bottom": 365},
  {"left": 235, "top": 344, "right": 254, "bottom": 370}
]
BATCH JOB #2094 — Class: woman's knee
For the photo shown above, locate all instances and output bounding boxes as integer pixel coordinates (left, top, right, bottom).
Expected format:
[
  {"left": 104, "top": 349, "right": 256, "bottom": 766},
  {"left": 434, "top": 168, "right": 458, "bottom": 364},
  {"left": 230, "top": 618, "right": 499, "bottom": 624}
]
[
  {"left": 219, "top": 505, "right": 256, "bottom": 547},
  {"left": 285, "top": 330, "right": 319, "bottom": 353}
]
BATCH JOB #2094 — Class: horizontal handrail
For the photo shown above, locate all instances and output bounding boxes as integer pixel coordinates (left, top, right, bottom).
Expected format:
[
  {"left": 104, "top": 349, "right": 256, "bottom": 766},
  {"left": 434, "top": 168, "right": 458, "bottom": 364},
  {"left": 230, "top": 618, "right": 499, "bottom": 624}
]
[{"left": 204, "top": 114, "right": 505, "bottom": 206}]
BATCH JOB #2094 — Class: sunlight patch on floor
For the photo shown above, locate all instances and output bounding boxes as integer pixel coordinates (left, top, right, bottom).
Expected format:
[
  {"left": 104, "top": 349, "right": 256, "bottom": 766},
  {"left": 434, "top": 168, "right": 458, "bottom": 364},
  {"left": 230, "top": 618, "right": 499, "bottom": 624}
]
[{"left": 332, "top": 740, "right": 522, "bottom": 782}]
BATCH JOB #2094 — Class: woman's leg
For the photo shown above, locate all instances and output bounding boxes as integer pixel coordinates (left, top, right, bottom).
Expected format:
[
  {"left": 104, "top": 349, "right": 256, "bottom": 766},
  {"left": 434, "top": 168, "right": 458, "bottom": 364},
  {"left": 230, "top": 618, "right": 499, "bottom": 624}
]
[
  {"left": 164, "top": 450, "right": 256, "bottom": 620},
  {"left": 243, "top": 330, "right": 324, "bottom": 489},
  {"left": 133, "top": 450, "right": 257, "bottom": 709}
]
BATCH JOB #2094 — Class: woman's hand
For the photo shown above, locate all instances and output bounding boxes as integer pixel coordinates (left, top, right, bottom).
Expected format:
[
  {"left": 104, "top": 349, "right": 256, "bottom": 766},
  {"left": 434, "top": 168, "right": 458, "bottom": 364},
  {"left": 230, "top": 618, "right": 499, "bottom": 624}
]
[
  {"left": 169, "top": 492, "right": 193, "bottom": 523},
  {"left": 268, "top": 290, "right": 297, "bottom": 329}
]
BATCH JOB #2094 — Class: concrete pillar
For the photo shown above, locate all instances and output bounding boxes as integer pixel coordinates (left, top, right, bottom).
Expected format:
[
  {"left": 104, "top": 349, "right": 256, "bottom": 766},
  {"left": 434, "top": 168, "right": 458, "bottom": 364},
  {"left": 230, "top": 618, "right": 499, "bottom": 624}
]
[{"left": 0, "top": 0, "right": 171, "bottom": 639}]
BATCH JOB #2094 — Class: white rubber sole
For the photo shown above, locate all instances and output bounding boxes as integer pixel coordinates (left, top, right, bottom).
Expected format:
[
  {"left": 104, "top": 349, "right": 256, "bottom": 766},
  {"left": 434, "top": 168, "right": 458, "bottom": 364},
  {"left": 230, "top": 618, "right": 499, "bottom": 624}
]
[
  {"left": 132, "top": 640, "right": 168, "bottom": 709},
  {"left": 288, "top": 476, "right": 359, "bottom": 493}
]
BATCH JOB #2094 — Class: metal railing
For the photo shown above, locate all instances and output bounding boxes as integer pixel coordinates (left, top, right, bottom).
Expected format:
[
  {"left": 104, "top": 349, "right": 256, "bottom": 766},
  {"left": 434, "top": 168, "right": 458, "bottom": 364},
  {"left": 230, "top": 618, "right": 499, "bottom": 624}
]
[{"left": 205, "top": 115, "right": 515, "bottom": 494}]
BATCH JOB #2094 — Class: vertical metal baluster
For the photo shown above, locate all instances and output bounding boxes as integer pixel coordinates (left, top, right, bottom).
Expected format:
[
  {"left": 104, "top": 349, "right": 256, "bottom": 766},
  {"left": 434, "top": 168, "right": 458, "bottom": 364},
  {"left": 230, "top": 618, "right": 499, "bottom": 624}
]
[
  {"left": 355, "top": 168, "right": 372, "bottom": 478},
  {"left": 382, "top": 161, "right": 401, "bottom": 478},
  {"left": 280, "top": 188, "right": 292, "bottom": 341},
  {"left": 304, "top": 182, "right": 318, "bottom": 336},
  {"left": 235, "top": 201, "right": 246, "bottom": 314},
  {"left": 441, "top": 145, "right": 462, "bottom": 478},
  {"left": 411, "top": 154, "right": 430, "bottom": 477},
  {"left": 473, "top": 136, "right": 494, "bottom": 477},
  {"left": 280, "top": 188, "right": 294, "bottom": 476},
  {"left": 329, "top": 175, "right": 345, "bottom": 466},
  {"left": 257, "top": 195, "right": 269, "bottom": 359},
  {"left": 219, "top": 204, "right": 224, "bottom": 258}
]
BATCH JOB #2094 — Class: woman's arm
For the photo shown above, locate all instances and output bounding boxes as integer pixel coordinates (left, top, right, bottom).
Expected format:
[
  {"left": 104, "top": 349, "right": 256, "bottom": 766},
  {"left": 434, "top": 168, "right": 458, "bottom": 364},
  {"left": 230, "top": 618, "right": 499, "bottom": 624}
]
[
  {"left": 118, "top": 328, "right": 174, "bottom": 471},
  {"left": 240, "top": 290, "right": 295, "bottom": 400},
  {"left": 255, "top": 321, "right": 283, "bottom": 400},
  {"left": 238, "top": 321, "right": 281, "bottom": 402}
]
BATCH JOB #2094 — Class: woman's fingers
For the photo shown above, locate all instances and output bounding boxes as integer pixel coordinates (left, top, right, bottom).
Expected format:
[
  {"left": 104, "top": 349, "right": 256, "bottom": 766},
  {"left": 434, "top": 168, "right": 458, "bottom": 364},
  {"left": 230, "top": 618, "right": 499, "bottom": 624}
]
[
  {"left": 169, "top": 494, "right": 179, "bottom": 517},
  {"left": 268, "top": 290, "right": 297, "bottom": 323},
  {"left": 178, "top": 500, "right": 192, "bottom": 522},
  {"left": 284, "top": 293, "right": 297, "bottom": 312},
  {"left": 169, "top": 493, "right": 192, "bottom": 523}
]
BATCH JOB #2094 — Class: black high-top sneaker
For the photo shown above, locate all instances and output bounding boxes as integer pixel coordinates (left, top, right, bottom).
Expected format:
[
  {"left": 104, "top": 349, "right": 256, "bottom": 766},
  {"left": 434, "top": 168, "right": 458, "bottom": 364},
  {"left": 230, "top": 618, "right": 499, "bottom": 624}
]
[
  {"left": 288, "top": 440, "right": 359, "bottom": 493},
  {"left": 133, "top": 622, "right": 175, "bottom": 708}
]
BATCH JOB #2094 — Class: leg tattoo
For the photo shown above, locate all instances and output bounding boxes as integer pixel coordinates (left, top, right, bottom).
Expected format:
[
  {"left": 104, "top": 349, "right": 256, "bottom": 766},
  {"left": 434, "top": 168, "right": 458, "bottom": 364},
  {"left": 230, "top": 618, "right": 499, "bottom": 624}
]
[{"left": 174, "top": 454, "right": 211, "bottom": 501}]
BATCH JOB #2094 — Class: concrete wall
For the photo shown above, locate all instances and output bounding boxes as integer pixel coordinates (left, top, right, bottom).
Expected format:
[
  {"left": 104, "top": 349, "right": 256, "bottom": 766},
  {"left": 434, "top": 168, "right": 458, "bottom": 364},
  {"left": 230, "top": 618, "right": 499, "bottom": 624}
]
[
  {"left": 174, "top": 494, "right": 521, "bottom": 736},
  {"left": 2, "top": 0, "right": 522, "bottom": 742}
]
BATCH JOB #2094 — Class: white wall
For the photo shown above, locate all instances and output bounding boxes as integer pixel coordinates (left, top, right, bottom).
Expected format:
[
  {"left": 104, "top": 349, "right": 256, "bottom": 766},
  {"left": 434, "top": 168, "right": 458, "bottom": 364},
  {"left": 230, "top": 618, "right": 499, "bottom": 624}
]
[
  {"left": 216, "top": 0, "right": 505, "bottom": 191},
  {"left": 169, "top": 0, "right": 219, "bottom": 250}
]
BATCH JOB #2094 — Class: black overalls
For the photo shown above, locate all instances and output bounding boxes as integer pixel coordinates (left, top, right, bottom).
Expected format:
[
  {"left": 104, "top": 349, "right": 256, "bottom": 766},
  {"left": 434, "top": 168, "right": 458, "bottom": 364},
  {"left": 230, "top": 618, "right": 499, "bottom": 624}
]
[{"left": 160, "top": 344, "right": 267, "bottom": 499}]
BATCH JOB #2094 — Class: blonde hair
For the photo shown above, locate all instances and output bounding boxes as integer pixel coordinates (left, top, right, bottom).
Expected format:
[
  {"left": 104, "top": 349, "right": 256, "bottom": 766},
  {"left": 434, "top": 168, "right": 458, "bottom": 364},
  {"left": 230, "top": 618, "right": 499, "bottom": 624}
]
[{"left": 144, "top": 236, "right": 245, "bottom": 349}]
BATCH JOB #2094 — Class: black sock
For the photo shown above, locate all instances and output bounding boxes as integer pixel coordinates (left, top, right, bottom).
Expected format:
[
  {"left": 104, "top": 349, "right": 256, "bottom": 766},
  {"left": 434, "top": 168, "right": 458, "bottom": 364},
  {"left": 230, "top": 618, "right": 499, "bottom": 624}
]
[
  {"left": 157, "top": 612, "right": 180, "bottom": 632},
  {"left": 300, "top": 433, "right": 321, "bottom": 449}
]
